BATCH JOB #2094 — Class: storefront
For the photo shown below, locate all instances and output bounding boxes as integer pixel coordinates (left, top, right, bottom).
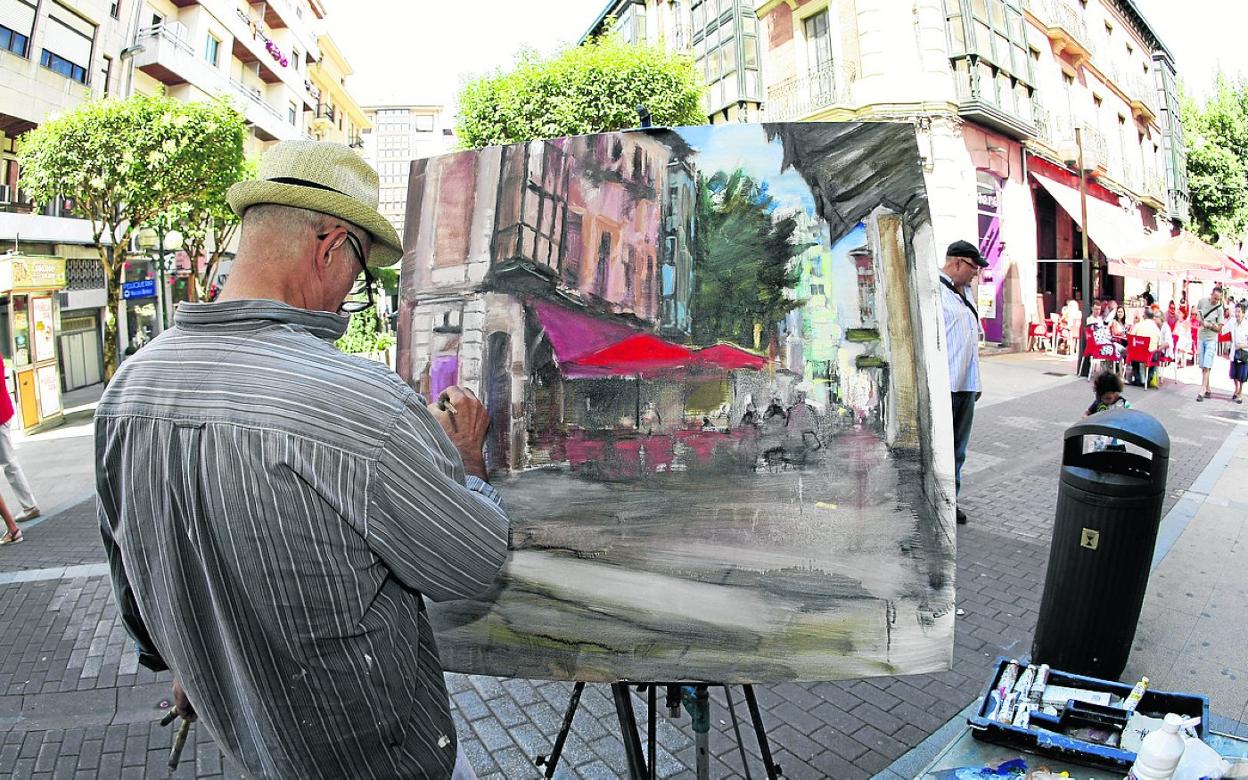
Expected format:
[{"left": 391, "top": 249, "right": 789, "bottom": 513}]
[{"left": 0, "top": 254, "right": 68, "bottom": 433}]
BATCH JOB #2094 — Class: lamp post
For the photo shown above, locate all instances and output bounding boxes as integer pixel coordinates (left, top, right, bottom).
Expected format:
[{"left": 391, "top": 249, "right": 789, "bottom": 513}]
[{"left": 1061, "top": 128, "right": 1094, "bottom": 377}]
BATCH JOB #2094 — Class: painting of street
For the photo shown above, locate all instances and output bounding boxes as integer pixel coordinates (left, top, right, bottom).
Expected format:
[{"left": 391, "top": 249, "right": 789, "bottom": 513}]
[{"left": 396, "top": 122, "right": 956, "bottom": 684}]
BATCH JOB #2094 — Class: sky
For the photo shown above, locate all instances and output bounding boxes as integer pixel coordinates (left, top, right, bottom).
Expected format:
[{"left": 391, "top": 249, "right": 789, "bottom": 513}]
[
  {"left": 329, "top": 0, "right": 1248, "bottom": 117},
  {"left": 675, "top": 125, "right": 817, "bottom": 214}
]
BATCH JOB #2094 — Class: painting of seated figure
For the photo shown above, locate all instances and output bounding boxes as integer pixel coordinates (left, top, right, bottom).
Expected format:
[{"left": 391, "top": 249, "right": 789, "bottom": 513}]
[{"left": 396, "top": 122, "right": 956, "bottom": 684}]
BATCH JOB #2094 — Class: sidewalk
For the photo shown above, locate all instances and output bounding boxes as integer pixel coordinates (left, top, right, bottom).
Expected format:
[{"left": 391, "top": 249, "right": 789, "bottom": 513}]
[{"left": 0, "top": 361, "right": 1244, "bottom": 779}]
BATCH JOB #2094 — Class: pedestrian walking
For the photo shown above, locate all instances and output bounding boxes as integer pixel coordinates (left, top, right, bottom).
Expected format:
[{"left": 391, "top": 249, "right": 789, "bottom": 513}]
[
  {"left": 0, "top": 492, "right": 21, "bottom": 545},
  {"left": 939, "top": 239, "right": 988, "bottom": 525},
  {"left": 1195, "top": 285, "right": 1228, "bottom": 401},
  {"left": 96, "top": 141, "right": 509, "bottom": 779},
  {"left": 0, "top": 361, "right": 39, "bottom": 522},
  {"left": 1225, "top": 301, "right": 1248, "bottom": 404}
]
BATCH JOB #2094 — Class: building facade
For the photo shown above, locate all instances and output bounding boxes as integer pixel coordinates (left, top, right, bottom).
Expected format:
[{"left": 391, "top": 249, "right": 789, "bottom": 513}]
[
  {"left": 360, "top": 103, "right": 455, "bottom": 243},
  {"left": 756, "top": 0, "right": 1188, "bottom": 346},
  {"left": 305, "top": 33, "right": 368, "bottom": 148},
  {"left": 584, "top": 0, "right": 766, "bottom": 124},
  {"left": 1, "top": 0, "right": 370, "bottom": 395}
]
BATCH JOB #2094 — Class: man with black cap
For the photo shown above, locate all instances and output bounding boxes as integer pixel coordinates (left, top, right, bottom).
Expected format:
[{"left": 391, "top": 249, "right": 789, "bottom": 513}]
[{"left": 940, "top": 240, "right": 989, "bottom": 525}]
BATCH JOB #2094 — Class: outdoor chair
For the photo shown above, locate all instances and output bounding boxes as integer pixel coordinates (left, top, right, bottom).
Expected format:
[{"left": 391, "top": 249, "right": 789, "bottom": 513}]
[
  {"left": 1080, "top": 325, "right": 1121, "bottom": 379},
  {"left": 1125, "top": 334, "right": 1168, "bottom": 388},
  {"left": 1028, "top": 322, "right": 1051, "bottom": 352}
]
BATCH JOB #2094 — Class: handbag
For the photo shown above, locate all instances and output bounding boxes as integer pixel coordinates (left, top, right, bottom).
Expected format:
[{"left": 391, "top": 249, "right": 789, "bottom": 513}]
[{"left": 1236, "top": 347, "right": 1248, "bottom": 363}]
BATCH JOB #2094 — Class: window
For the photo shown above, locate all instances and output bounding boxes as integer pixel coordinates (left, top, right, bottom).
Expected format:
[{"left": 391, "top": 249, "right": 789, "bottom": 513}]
[
  {"left": 804, "top": 11, "right": 833, "bottom": 75},
  {"left": 0, "top": 24, "right": 31, "bottom": 57},
  {"left": 1093, "top": 94, "right": 1103, "bottom": 109},
  {"left": 291, "top": 47, "right": 299, "bottom": 71},
  {"left": 110, "top": 1, "right": 120, "bottom": 20},
  {"left": 41, "top": 49, "right": 86, "bottom": 82},
  {"left": 288, "top": 101, "right": 297, "bottom": 125},
  {"left": 101, "top": 54, "right": 112, "bottom": 95},
  {"left": 205, "top": 34, "right": 220, "bottom": 66},
  {"left": 944, "top": 0, "right": 1032, "bottom": 116},
  {"left": 413, "top": 114, "right": 434, "bottom": 132}
]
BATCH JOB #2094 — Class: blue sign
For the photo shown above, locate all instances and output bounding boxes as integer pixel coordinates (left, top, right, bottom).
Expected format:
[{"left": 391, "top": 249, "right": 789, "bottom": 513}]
[{"left": 122, "top": 279, "right": 156, "bottom": 300}]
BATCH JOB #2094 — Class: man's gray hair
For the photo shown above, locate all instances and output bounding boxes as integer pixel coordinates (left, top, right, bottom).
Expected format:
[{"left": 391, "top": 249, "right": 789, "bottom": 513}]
[{"left": 240, "top": 204, "right": 328, "bottom": 237}]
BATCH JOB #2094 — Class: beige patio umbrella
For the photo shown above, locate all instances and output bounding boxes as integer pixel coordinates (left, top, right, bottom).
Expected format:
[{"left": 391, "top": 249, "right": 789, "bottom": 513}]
[{"left": 1118, "top": 231, "right": 1228, "bottom": 276}]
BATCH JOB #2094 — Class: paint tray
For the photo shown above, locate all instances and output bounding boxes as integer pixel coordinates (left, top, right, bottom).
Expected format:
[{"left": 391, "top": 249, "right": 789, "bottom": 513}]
[{"left": 967, "top": 657, "right": 1210, "bottom": 772}]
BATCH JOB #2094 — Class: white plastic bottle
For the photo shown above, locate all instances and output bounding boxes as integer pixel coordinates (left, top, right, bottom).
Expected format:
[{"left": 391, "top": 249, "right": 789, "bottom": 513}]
[{"left": 1126, "top": 713, "right": 1188, "bottom": 780}]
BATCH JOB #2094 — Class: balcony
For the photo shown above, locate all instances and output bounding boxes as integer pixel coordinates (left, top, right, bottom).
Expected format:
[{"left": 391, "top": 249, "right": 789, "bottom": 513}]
[
  {"left": 348, "top": 133, "right": 364, "bottom": 149},
  {"left": 952, "top": 56, "right": 1037, "bottom": 140},
  {"left": 764, "top": 62, "right": 854, "bottom": 122},
  {"left": 1144, "top": 175, "right": 1167, "bottom": 209},
  {"left": 228, "top": 76, "right": 301, "bottom": 142},
  {"left": 229, "top": 8, "right": 284, "bottom": 85},
  {"left": 132, "top": 24, "right": 214, "bottom": 90},
  {"left": 1025, "top": 0, "right": 1095, "bottom": 67},
  {"left": 1080, "top": 124, "right": 1110, "bottom": 173},
  {"left": 1127, "top": 73, "right": 1158, "bottom": 122}
]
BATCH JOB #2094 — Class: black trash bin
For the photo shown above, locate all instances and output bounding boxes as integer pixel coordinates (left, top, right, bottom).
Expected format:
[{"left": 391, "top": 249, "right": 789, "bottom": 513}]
[{"left": 1032, "top": 408, "right": 1170, "bottom": 680}]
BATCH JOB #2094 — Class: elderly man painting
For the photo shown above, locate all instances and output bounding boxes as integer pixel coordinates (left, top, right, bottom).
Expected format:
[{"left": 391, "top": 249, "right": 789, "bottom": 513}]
[{"left": 96, "top": 141, "right": 509, "bottom": 778}]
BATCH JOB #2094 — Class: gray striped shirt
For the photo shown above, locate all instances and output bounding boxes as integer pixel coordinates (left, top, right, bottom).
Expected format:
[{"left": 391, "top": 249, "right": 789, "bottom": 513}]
[{"left": 96, "top": 299, "right": 509, "bottom": 779}]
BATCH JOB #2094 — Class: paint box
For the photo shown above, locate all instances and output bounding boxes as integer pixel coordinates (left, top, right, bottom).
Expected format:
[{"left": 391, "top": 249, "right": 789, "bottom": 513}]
[{"left": 968, "top": 657, "right": 1209, "bottom": 772}]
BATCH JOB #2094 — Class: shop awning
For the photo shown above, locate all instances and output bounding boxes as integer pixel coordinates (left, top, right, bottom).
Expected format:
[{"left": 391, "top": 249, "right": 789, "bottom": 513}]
[
  {"left": 565, "top": 334, "right": 694, "bottom": 379},
  {"left": 692, "top": 343, "right": 769, "bottom": 370},
  {"left": 529, "top": 299, "right": 639, "bottom": 366},
  {"left": 1031, "top": 170, "right": 1151, "bottom": 260}
]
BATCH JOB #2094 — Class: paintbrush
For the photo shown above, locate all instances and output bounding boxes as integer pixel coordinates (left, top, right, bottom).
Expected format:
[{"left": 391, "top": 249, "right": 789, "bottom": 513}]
[
  {"left": 169, "top": 717, "right": 191, "bottom": 769},
  {"left": 437, "top": 392, "right": 458, "bottom": 429}
]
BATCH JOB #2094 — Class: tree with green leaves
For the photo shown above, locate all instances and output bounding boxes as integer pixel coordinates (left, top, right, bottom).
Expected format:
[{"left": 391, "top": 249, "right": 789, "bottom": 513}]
[
  {"left": 455, "top": 34, "right": 705, "bottom": 149},
  {"left": 151, "top": 155, "right": 256, "bottom": 304},
  {"left": 1182, "top": 77, "right": 1248, "bottom": 243},
  {"left": 691, "top": 170, "right": 806, "bottom": 349},
  {"left": 18, "top": 94, "right": 246, "bottom": 378}
]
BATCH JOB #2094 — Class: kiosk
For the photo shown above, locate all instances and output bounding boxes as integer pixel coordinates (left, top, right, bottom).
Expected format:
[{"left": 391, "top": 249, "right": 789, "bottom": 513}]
[{"left": 0, "top": 254, "right": 68, "bottom": 433}]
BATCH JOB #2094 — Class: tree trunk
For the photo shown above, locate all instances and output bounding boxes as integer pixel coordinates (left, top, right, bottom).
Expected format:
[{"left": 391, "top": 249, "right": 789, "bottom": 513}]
[{"left": 103, "top": 259, "right": 122, "bottom": 381}]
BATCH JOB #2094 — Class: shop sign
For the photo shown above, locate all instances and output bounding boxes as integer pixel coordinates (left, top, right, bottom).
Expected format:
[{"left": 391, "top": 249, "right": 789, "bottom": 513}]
[
  {"left": 0, "top": 255, "right": 68, "bottom": 292},
  {"left": 122, "top": 280, "right": 157, "bottom": 300}
]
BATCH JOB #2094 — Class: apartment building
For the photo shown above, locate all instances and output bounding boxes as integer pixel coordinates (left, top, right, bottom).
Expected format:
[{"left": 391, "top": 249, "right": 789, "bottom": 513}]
[
  {"left": 756, "top": 0, "right": 1188, "bottom": 347},
  {"left": 361, "top": 103, "right": 455, "bottom": 243},
  {"left": 305, "top": 32, "right": 368, "bottom": 148},
  {"left": 584, "top": 0, "right": 765, "bottom": 123},
  {"left": 1, "top": 0, "right": 373, "bottom": 396},
  {"left": 129, "top": 0, "right": 328, "bottom": 154}
]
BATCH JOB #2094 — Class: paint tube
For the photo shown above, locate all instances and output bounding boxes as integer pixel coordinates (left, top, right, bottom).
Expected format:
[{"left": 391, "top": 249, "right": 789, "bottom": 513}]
[
  {"left": 998, "top": 690, "right": 1021, "bottom": 724},
  {"left": 1011, "top": 701, "right": 1034, "bottom": 729},
  {"left": 1028, "top": 664, "right": 1050, "bottom": 704},
  {"left": 985, "top": 688, "right": 1004, "bottom": 720},
  {"left": 1013, "top": 665, "right": 1036, "bottom": 698},
  {"left": 997, "top": 659, "right": 1021, "bottom": 697},
  {"left": 1123, "top": 676, "right": 1149, "bottom": 713}
]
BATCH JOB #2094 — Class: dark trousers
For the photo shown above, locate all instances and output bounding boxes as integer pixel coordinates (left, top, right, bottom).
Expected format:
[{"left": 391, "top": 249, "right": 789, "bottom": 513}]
[{"left": 952, "top": 391, "right": 977, "bottom": 496}]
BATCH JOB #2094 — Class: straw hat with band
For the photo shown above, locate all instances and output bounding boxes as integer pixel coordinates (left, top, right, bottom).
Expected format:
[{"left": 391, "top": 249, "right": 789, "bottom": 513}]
[{"left": 227, "top": 140, "right": 402, "bottom": 268}]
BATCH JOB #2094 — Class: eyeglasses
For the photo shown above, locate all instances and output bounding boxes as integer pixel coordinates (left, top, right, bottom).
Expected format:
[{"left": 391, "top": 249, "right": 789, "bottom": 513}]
[{"left": 319, "top": 230, "right": 374, "bottom": 314}]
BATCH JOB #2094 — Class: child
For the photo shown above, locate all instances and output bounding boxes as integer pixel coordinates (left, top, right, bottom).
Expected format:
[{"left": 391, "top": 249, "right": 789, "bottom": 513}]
[{"left": 1084, "top": 371, "right": 1131, "bottom": 452}]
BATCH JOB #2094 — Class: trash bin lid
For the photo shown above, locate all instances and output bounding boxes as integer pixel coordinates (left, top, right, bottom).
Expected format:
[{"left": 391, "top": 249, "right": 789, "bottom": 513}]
[
  {"left": 1061, "top": 464, "right": 1158, "bottom": 497},
  {"left": 1064, "top": 409, "right": 1170, "bottom": 456}
]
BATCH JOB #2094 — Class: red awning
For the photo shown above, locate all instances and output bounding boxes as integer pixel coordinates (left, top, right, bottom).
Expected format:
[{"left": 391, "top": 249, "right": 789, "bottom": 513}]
[
  {"left": 566, "top": 334, "right": 694, "bottom": 378},
  {"left": 529, "top": 299, "right": 639, "bottom": 366},
  {"left": 692, "top": 343, "right": 769, "bottom": 370}
]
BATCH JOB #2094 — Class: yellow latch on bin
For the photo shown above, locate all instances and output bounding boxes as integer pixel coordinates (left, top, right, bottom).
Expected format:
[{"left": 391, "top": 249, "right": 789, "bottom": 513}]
[{"left": 1080, "top": 528, "right": 1100, "bottom": 550}]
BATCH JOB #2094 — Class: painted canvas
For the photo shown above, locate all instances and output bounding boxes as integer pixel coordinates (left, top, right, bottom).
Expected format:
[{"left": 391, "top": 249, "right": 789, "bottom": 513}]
[{"left": 397, "top": 122, "right": 956, "bottom": 684}]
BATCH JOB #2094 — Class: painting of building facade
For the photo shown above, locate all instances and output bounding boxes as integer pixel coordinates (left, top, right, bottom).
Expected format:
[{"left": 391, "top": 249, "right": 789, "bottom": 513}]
[{"left": 397, "top": 122, "right": 956, "bottom": 683}]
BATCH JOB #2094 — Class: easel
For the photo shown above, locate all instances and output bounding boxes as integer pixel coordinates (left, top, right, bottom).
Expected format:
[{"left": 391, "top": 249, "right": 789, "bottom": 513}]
[{"left": 535, "top": 682, "right": 783, "bottom": 780}]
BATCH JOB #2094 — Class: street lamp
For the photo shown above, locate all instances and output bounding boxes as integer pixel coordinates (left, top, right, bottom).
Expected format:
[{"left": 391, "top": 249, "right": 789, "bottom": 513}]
[
  {"left": 136, "top": 227, "right": 183, "bottom": 333},
  {"left": 1059, "top": 128, "right": 1099, "bottom": 377}
]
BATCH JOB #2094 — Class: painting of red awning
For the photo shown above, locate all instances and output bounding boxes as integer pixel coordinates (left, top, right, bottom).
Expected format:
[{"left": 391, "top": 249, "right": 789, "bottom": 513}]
[{"left": 396, "top": 123, "right": 955, "bottom": 684}]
